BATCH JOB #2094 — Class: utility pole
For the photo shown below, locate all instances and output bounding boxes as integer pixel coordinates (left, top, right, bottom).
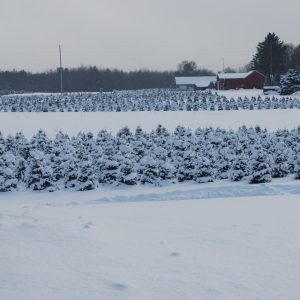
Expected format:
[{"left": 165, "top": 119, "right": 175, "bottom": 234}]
[
  {"left": 59, "top": 45, "right": 63, "bottom": 93},
  {"left": 222, "top": 58, "right": 225, "bottom": 72},
  {"left": 270, "top": 43, "right": 273, "bottom": 85}
]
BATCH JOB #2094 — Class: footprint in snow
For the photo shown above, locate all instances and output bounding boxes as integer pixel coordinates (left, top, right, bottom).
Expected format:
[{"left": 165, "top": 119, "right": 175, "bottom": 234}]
[
  {"left": 109, "top": 282, "right": 128, "bottom": 291},
  {"left": 170, "top": 252, "right": 181, "bottom": 257},
  {"left": 83, "top": 222, "right": 93, "bottom": 229}
]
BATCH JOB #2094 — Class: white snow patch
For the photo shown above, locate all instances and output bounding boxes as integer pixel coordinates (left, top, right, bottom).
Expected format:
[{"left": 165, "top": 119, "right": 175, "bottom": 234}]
[
  {"left": 0, "top": 109, "right": 299, "bottom": 137},
  {"left": 1, "top": 178, "right": 300, "bottom": 300}
]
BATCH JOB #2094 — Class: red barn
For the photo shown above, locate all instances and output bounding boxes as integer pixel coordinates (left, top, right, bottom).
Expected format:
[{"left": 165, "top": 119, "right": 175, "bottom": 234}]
[{"left": 217, "top": 71, "right": 265, "bottom": 90}]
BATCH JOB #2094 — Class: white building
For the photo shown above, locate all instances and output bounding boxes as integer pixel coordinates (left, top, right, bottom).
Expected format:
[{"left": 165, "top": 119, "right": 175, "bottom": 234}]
[{"left": 175, "top": 76, "right": 217, "bottom": 91}]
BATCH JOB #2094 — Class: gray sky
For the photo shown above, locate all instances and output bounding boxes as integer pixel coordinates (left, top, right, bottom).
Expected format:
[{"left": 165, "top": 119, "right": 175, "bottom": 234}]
[{"left": 1, "top": 0, "right": 299, "bottom": 72}]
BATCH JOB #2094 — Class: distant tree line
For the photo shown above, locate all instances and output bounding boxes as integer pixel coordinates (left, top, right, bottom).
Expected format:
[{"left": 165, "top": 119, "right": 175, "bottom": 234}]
[
  {"left": 0, "top": 67, "right": 175, "bottom": 93},
  {"left": 1, "top": 32, "right": 299, "bottom": 92},
  {"left": 175, "top": 61, "right": 215, "bottom": 77}
]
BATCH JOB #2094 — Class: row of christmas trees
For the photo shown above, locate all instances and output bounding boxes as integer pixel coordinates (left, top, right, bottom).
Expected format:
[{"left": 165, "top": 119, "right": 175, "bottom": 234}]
[
  {"left": 0, "top": 125, "right": 300, "bottom": 192},
  {"left": 1, "top": 89, "right": 300, "bottom": 112}
]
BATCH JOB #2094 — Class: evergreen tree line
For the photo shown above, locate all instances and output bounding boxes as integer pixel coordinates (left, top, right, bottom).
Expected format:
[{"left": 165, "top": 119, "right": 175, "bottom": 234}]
[
  {"left": 0, "top": 126, "right": 300, "bottom": 192},
  {"left": 1, "top": 89, "right": 300, "bottom": 112},
  {"left": 0, "top": 67, "right": 175, "bottom": 93}
]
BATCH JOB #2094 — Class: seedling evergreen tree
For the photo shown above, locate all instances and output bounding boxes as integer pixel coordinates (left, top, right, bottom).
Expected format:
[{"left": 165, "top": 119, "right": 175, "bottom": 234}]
[
  {"left": 76, "top": 153, "right": 97, "bottom": 191},
  {"left": 294, "top": 146, "right": 300, "bottom": 179},
  {"left": 153, "top": 145, "right": 174, "bottom": 181},
  {"left": 280, "top": 69, "right": 300, "bottom": 95},
  {"left": 193, "top": 155, "right": 214, "bottom": 183},
  {"left": 25, "top": 150, "right": 55, "bottom": 191},
  {"left": 0, "top": 148, "right": 18, "bottom": 192},
  {"left": 249, "top": 149, "right": 272, "bottom": 184},
  {"left": 116, "top": 141, "right": 137, "bottom": 185},
  {"left": 117, "top": 154, "right": 137, "bottom": 185},
  {"left": 177, "top": 151, "right": 196, "bottom": 182},
  {"left": 65, "top": 155, "right": 78, "bottom": 188},
  {"left": 271, "top": 142, "right": 289, "bottom": 178},
  {"left": 229, "top": 155, "right": 249, "bottom": 181},
  {"left": 138, "top": 156, "right": 159, "bottom": 185}
]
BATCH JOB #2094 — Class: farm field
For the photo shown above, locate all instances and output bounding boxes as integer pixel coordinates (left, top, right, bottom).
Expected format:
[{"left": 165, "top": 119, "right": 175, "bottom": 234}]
[
  {"left": 1, "top": 179, "right": 300, "bottom": 300},
  {"left": 2, "top": 0, "right": 300, "bottom": 298},
  {"left": 1, "top": 89, "right": 300, "bottom": 300},
  {"left": 1, "top": 89, "right": 300, "bottom": 137}
]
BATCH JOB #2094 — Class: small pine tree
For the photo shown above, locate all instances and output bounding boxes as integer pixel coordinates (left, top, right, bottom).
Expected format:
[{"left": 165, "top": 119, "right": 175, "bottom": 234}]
[
  {"left": 76, "top": 154, "right": 97, "bottom": 191},
  {"left": 117, "top": 155, "right": 137, "bottom": 185},
  {"left": 153, "top": 146, "right": 174, "bottom": 181},
  {"left": 25, "top": 151, "right": 55, "bottom": 191},
  {"left": 0, "top": 152, "right": 18, "bottom": 192},
  {"left": 65, "top": 156, "right": 78, "bottom": 188},
  {"left": 193, "top": 155, "right": 214, "bottom": 183},
  {"left": 138, "top": 156, "right": 159, "bottom": 185},
  {"left": 294, "top": 146, "right": 300, "bottom": 179},
  {"left": 177, "top": 151, "right": 195, "bottom": 182},
  {"left": 229, "top": 155, "right": 249, "bottom": 181},
  {"left": 271, "top": 142, "right": 289, "bottom": 178},
  {"left": 249, "top": 150, "right": 272, "bottom": 184},
  {"left": 280, "top": 69, "right": 300, "bottom": 95}
]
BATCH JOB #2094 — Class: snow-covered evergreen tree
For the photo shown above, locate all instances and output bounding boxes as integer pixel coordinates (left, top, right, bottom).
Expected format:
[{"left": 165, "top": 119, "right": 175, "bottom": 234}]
[
  {"left": 25, "top": 150, "right": 55, "bottom": 191},
  {"left": 249, "top": 149, "right": 272, "bottom": 184},
  {"left": 117, "top": 154, "right": 137, "bottom": 185},
  {"left": 64, "top": 155, "right": 78, "bottom": 188},
  {"left": 229, "top": 155, "right": 249, "bottom": 181},
  {"left": 177, "top": 151, "right": 196, "bottom": 182},
  {"left": 280, "top": 69, "right": 300, "bottom": 95},
  {"left": 271, "top": 142, "right": 289, "bottom": 178},
  {"left": 0, "top": 148, "right": 18, "bottom": 192},
  {"left": 153, "top": 145, "right": 174, "bottom": 181},
  {"left": 116, "top": 141, "right": 137, "bottom": 185},
  {"left": 294, "top": 146, "right": 300, "bottom": 180},
  {"left": 138, "top": 156, "right": 159, "bottom": 185},
  {"left": 75, "top": 153, "right": 97, "bottom": 191},
  {"left": 193, "top": 155, "right": 214, "bottom": 183}
]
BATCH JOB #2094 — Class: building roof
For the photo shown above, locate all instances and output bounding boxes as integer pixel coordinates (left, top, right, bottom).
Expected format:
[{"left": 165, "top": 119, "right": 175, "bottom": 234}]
[
  {"left": 217, "top": 70, "right": 266, "bottom": 80},
  {"left": 175, "top": 76, "right": 216, "bottom": 88},
  {"left": 217, "top": 71, "right": 255, "bottom": 80}
]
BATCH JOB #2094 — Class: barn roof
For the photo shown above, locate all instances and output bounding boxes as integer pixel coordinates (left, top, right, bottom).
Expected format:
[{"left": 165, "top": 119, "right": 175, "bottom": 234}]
[
  {"left": 175, "top": 76, "right": 217, "bottom": 88},
  {"left": 217, "top": 71, "right": 255, "bottom": 80},
  {"left": 217, "top": 70, "right": 265, "bottom": 80}
]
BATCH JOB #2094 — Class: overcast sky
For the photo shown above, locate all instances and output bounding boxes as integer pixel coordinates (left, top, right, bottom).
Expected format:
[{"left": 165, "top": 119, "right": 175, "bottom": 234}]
[{"left": 1, "top": 0, "right": 299, "bottom": 72}]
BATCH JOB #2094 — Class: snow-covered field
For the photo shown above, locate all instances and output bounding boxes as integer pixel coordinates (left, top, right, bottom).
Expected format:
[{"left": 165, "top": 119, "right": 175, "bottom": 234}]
[
  {"left": 0, "top": 109, "right": 300, "bottom": 137},
  {"left": 1, "top": 178, "right": 300, "bottom": 300},
  {"left": 217, "top": 89, "right": 300, "bottom": 99},
  {"left": 1, "top": 89, "right": 300, "bottom": 299}
]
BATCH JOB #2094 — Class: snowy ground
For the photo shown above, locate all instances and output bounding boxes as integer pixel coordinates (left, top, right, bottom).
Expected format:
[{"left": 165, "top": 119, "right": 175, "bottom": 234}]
[
  {"left": 2, "top": 89, "right": 300, "bottom": 299},
  {"left": 1, "top": 178, "right": 300, "bottom": 300},
  {"left": 217, "top": 89, "right": 300, "bottom": 99},
  {"left": 0, "top": 109, "right": 300, "bottom": 137},
  {"left": 216, "top": 89, "right": 264, "bottom": 98},
  {"left": 5, "top": 89, "right": 300, "bottom": 98}
]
